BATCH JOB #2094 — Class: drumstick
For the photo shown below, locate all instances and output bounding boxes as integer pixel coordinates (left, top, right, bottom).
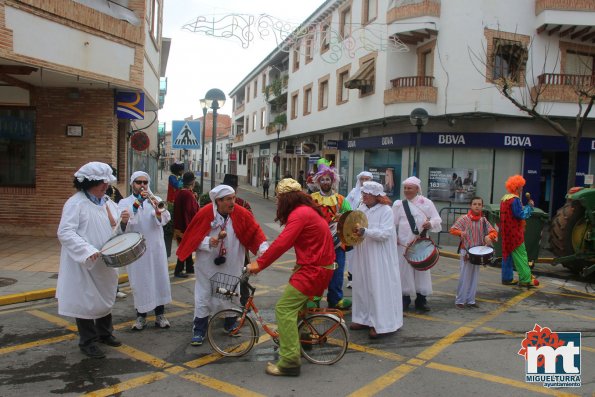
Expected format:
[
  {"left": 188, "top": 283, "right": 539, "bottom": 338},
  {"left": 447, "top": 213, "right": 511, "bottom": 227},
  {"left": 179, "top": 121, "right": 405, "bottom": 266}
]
[{"left": 100, "top": 238, "right": 127, "bottom": 253}]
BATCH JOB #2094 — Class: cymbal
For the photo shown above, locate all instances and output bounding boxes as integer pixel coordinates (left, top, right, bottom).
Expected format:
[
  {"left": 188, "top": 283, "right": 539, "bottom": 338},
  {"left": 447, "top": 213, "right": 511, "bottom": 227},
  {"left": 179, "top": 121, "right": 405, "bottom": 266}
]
[{"left": 338, "top": 210, "right": 368, "bottom": 246}]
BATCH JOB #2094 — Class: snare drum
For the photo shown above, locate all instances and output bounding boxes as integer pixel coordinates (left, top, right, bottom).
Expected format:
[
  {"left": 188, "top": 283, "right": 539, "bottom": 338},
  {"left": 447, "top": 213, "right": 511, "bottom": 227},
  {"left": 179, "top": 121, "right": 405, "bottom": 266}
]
[
  {"left": 101, "top": 232, "right": 146, "bottom": 268},
  {"left": 405, "top": 237, "right": 440, "bottom": 271},
  {"left": 467, "top": 246, "right": 494, "bottom": 266}
]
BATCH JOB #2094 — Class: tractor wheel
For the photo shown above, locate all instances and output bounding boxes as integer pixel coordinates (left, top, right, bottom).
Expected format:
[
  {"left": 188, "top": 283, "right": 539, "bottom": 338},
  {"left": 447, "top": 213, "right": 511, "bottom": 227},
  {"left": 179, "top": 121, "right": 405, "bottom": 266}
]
[{"left": 549, "top": 200, "right": 589, "bottom": 274}]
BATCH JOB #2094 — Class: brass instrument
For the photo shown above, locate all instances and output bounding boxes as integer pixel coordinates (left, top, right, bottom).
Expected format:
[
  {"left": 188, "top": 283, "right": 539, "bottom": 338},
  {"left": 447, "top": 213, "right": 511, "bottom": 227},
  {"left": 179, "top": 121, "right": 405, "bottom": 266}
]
[
  {"left": 337, "top": 210, "right": 368, "bottom": 246},
  {"left": 141, "top": 187, "right": 166, "bottom": 213}
]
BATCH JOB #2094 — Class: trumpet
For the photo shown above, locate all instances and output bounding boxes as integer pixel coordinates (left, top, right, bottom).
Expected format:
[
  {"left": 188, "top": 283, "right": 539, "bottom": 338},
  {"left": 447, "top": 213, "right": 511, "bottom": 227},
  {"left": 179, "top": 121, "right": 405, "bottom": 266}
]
[{"left": 141, "top": 187, "right": 166, "bottom": 213}]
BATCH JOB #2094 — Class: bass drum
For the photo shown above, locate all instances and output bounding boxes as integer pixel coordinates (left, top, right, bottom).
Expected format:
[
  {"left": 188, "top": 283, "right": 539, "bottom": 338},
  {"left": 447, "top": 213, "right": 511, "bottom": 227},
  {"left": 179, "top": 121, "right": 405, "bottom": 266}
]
[{"left": 404, "top": 237, "right": 440, "bottom": 271}]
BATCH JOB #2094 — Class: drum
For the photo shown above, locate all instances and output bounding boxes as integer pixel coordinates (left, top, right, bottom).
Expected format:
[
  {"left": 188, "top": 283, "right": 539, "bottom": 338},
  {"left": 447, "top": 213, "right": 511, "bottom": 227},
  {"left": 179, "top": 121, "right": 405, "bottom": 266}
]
[
  {"left": 467, "top": 246, "right": 494, "bottom": 266},
  {"left": 404, "top": 236, "right": 440, "bottom": 271},
  {"left": 101, "top": 232, "right": 146, "bottom": 268}
]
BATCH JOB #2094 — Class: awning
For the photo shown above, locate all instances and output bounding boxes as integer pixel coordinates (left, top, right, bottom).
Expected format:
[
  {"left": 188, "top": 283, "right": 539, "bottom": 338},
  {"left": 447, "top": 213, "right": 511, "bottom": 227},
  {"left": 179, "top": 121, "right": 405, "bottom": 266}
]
[
  {"left": 494, "top": 39, "right": 528, "bottom": 64},
  {"left": 344, "top": 59, "right": 375, "bottom": 89}
]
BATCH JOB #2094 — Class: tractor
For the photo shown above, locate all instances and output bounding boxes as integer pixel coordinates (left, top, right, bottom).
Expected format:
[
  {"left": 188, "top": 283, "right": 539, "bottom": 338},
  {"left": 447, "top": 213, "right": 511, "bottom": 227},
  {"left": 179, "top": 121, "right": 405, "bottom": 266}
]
[{"left": 549, "top": 186, "right": 595, "bottom": 278}]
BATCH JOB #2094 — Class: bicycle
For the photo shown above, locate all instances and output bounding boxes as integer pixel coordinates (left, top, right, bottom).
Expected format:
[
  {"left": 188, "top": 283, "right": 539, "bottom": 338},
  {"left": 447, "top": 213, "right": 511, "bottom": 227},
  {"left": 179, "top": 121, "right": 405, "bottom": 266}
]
[{"left": 207, "top": 271, "right": 349, "bottom": 365}]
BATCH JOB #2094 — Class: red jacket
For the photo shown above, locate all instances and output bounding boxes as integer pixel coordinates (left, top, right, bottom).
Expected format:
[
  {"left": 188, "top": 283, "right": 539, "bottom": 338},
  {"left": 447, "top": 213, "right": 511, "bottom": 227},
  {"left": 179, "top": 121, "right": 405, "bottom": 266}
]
[
  {"left": 173, "top": 189, "right": 199, "bottom": 232},
  {"left": 257, "top": 205, "right": 335, "bottom": 297}
]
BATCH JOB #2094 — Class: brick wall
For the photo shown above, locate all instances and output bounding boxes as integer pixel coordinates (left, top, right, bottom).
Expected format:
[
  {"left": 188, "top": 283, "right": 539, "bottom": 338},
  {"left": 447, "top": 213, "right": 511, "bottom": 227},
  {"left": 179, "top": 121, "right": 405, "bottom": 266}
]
[
  {"left": 387, "top": 0, "right": 440, "bottom": 24},
  {"left": 535, "top": 0, "right": 595, "bottom": 14},
  {"left": 0, "top": 88, "right": 119, "bottom": 236}
]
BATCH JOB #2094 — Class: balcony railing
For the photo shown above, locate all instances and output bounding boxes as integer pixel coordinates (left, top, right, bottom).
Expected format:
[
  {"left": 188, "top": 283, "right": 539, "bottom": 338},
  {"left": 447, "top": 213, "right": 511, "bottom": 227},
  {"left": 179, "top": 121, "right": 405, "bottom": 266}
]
[
  {"left": 537, "top": 73, "right": 594, "bottom": 86},
  {"left": 536, "top": 0, "right": 595, "bottom": 14},
  {"left": 385, "top": 75, "right": 437, "bottom": 104},
  {"left": 387, "top": 0, "right": 440, "bottom": 23},
  {"left": 391, "top": 76, "right": 434, "bottom": 88}
]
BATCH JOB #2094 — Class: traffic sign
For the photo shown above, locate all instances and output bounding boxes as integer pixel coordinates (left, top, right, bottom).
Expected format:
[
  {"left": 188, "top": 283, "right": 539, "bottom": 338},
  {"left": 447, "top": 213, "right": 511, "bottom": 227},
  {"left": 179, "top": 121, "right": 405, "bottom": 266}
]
[{"left": 172, "top": 120, "right": 201, "bottom": 149}]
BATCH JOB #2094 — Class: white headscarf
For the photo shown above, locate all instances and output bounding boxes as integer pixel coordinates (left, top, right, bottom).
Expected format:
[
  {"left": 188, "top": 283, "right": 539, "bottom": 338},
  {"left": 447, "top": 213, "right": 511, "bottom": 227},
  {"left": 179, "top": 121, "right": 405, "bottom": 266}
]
[
  {"left": 402, "top": 176, "right": 422, "bottom": 195},
  {"left": 209, "top": 185, "right": 235, "bottom": 219},
  {"left": 361, "top": 181, "right": 386, "bottom": 196},
  {"left": 130, "top": 171, "right": 152, "bottom": 193},
  {"left": 346, "top": 171, "right": 373, "bottom": 208},
  {"left": 74, "top": 162, "right": 116, "bottom": 183}
]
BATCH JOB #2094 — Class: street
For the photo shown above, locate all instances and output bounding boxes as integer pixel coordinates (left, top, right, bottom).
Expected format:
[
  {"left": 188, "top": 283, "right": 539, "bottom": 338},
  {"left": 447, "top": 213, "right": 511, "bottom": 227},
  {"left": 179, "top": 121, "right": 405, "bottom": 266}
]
[{"left": 0, "top": 189, "right": 593, "bottom": 397}]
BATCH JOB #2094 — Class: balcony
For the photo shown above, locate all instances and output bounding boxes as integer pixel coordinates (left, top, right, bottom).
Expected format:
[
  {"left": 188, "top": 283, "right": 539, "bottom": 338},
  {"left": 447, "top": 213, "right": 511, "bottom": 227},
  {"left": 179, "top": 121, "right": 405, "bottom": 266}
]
[
  {"left": 266, "top": 124, "right": 287, "bottom": 135},
  {"left": 532, "top": 73, "right": 595, "bottom": 102},
  {"left": 234, "top": 102, "right": 245, "bottom": 116},
  {"left": 264, "top": 75, "right": 289, "bottom": 104},
  {"left": 535, "top": 0, "right": 595, "bottom": 40},
  {"left": 384, "top": 76, "right": 437, "bottom": 104},
  {"left": 387, "top": 0, "right": 440, "bottom": 23},
  {"left": 233, "top": 133, "right": 244, "bottom": 143}
]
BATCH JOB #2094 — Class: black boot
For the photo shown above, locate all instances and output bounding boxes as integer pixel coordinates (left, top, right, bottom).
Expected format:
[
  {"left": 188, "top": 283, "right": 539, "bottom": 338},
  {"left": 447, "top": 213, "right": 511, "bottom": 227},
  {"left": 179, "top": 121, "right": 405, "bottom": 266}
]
[
  {"left": 402, "top": 295, "right": 411, "bottom": 312},
  {"left": 185, "top": 257, "right": 195, "bottom": 274},
  {"left": 174, "top": 260, "right": 188, "bottom": 278},
  {"left": 415, "top": 293, "right": 430, "bottom": 312}
]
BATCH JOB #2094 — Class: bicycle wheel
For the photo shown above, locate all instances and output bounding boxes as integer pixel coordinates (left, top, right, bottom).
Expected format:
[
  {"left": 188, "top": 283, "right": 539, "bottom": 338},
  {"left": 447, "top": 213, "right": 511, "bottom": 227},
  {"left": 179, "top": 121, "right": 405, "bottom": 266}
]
[
  {"left": 299, "top": 314, "right": 348, "bottom": 365},
  {"left": 207, "top": 309, "right": 258, "bottom": 357}
]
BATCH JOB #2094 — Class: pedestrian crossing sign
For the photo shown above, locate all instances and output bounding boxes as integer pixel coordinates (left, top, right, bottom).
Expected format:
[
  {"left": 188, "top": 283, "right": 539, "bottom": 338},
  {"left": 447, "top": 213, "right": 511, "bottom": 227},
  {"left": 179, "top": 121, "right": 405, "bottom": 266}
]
[{"left": 172, "top": 120, "right": 201, "bottom": 149}]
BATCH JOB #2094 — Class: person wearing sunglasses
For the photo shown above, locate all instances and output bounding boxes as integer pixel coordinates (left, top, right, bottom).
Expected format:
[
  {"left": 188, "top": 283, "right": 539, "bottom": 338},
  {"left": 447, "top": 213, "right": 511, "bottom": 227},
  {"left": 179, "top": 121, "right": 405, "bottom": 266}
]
[{"left": 118, "top": 171, "right": 172, "bottom": 331}]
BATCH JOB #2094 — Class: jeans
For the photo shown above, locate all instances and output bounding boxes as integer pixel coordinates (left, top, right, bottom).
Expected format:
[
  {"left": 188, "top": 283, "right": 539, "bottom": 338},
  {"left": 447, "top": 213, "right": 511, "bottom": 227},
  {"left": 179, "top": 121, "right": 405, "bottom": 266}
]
[{"left": 327, "top": 247, "right": 346, "bottom": 306}]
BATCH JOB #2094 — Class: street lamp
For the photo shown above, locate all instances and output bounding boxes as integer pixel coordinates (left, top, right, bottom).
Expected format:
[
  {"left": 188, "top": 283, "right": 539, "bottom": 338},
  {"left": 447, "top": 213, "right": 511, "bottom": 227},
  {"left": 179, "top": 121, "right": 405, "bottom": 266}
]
[
  {"left": 410, "top": 108, "right": 429, "bottom": 178},
  {"left": 204, "top": 88, "right": 226, "bottom": 190},
  {"left": 199, "top": 98, "right": 208, "bottom": 194},
  {"left": 275, "top": 123, "right": 281, "bottom": 189}
]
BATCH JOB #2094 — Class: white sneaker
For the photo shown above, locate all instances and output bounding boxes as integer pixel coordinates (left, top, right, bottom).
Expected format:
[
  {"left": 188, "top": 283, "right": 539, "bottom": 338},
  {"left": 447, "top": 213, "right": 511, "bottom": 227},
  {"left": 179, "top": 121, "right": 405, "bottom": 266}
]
[
  {"left": 116, "top": 291, "right": 127, "bottom": 298},
  {"left": 131, "top": 316, "right": 146, "bottom": 331},
  {"left": 155, "top": 314, "right": 170, "bottom": 328},
  {"left": 346, "top": 281, "right": 352, "bottom": 289}
]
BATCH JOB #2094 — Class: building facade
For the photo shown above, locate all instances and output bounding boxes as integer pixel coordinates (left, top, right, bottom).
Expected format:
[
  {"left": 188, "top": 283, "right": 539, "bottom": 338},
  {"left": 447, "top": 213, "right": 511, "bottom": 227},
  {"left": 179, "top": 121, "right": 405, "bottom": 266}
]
[
  {"left": 0, "top": 0, "right": 169, "bottom": 236},
  {"left": 229, "top": 0, "right": 595, "bottom": 216}
]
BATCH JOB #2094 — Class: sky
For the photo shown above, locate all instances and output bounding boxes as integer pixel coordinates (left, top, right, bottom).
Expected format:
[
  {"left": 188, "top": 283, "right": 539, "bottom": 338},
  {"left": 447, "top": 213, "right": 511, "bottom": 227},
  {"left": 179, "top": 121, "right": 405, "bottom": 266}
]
[{"left": 159, "top": 0, "right": 327, "bottom": 130}]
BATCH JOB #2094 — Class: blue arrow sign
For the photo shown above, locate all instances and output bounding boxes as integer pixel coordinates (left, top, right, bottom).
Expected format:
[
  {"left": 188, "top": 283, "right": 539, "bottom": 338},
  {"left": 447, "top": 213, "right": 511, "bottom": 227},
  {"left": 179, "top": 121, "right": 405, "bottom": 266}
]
[{"left": 172, "top": 120, "right": 201, "bottom": 149}]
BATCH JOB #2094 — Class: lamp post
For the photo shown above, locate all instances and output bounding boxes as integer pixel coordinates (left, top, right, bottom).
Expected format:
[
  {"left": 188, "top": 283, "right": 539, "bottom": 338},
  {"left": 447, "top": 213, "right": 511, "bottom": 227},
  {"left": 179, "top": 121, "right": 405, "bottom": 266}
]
[
  {"left": 275, "top": 124, "right": 281, "bottom": 189},
  {"left": 410, "top": 108, "right": 429, "bottom": 178},
  {"left": 204, "top": 88, "right": 226, "bottom": 190},
  {"left": 199, "top": 99, "right": 208, "bottom": 194}
]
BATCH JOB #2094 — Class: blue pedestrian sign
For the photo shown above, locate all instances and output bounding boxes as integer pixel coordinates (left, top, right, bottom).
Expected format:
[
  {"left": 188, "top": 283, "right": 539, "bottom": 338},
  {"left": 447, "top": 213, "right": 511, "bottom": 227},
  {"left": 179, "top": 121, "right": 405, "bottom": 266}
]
[{"left": 172, "top": 120, "right": 201, "bottom": 149}]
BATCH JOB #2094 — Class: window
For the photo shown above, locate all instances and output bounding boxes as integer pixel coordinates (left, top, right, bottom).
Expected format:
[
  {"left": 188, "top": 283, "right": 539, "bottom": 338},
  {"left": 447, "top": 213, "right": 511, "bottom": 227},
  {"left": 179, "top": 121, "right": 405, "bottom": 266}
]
[
  {"left": 340, "top": 5, "right": 352, "bottom": 39},
  {"left": 246, "top": 86, "right": 250, "bottom": 103},
  {"left": 566, "top": 51, "right": 595, "bottom": 76},
  {"left": 262, "top": 73, "right": 267, "bottom": 92},
  {"left": 291, "top": 92, "right": 299, "bottom": 119},
  {"left": 306, "top": 33, "right": 314, "bottom": 64},
  {"left": 242, "top": 149, "right": 247, "bottom": 165},
  {"left": 147, "top": 0, "right": 160, "bottom": 42},
  {"left": 422, "top": 50, "right": 433, "bottom": 77},
  {"left": 492, "top": 39, "right": 527, "bottom": 82},
  {"left": 303, "top": 85, "right": 313, "bottom": 115},
  {"left": 293, "top": 44, "right": 301, "bottom": 72},
  {"left": 337, "top": 66, "right": 350, "bottom": 104},
  {"left": 320, "top": 19, "right": 331, "bottom": 53},
  {"left": 0, "top": 108, "right": 35, "bottom": 187},
  {"left": 362, "top": 0, "right": 377, "bottom": 24},
  {"left": 253, "top": 80, "right": 257, "bottom": 98},
  {"left": 245, "top": 116, "right": 249, "bottom": 134},
  {"left": 252, "top": 112, "right": 256, "bottom": 132},
  {"left": 318, "top": 77, "right": 329, "bottom": 110},
  {"left": 260, "top": 108, "right": 266, "bottom": 129}
]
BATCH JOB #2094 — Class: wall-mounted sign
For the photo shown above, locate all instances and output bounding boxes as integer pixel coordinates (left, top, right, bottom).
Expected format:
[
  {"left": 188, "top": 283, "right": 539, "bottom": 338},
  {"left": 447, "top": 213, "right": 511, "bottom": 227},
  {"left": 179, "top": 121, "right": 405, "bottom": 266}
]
[
  {"left": 65, "top": 124, "right": 83, "bottom": 137},
  {"left": 116, "top": 91, "right": 145, "bottom": 120},
  {"left": 131, "top": 131, "right": 150, "bottom": 151}
]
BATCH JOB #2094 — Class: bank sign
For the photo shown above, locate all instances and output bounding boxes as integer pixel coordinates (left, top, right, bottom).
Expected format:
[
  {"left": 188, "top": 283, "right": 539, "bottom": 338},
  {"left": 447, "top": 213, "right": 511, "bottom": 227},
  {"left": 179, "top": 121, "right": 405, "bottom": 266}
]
[{"left": 338, "top": 132, "right": 595, "bottom": 151}]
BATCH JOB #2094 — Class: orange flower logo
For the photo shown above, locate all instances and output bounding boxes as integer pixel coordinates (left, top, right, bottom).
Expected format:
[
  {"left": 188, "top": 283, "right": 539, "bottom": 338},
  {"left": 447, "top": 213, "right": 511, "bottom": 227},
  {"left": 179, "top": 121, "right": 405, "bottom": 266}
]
[{"left": 518, "top": 324, "right": 565, "bottom": 368}]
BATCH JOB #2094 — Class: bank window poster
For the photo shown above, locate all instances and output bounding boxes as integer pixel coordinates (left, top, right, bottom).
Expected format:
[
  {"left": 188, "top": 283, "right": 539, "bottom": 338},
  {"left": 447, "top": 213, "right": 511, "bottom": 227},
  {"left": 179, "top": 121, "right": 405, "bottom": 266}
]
[
  {"left": 428, "top": 167, "right": 477, "bottom": 203},
  {"left": 368, "top": 167, "right": 398, "bottom": 198}
]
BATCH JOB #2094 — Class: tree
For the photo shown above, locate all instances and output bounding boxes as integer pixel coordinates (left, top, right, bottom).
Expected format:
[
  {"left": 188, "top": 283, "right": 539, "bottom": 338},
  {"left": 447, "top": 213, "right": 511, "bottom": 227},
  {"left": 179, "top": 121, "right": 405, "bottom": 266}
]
[{"left": 470, "top": 35, "right": 595, "bottom": 191}]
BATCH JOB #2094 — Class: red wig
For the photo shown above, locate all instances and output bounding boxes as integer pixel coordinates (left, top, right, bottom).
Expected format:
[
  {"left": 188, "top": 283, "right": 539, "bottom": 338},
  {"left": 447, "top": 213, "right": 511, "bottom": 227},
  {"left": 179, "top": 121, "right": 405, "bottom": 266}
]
[{"left": 505, "top": 175, "right": 526, "bottom": 194}]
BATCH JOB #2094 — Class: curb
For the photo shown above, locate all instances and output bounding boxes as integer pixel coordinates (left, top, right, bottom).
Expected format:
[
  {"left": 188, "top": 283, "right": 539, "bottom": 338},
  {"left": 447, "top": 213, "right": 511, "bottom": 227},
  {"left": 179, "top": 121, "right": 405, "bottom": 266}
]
[{"left": 0, "top": 263, "right": 177, "bottom": 307}]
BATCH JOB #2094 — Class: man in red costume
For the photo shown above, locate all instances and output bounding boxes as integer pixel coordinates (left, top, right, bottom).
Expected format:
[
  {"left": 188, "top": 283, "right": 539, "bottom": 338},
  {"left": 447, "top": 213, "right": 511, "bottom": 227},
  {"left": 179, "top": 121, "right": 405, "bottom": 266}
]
[
  {"left": 500, "top": 175, "right": 539, "bottom": 287},
  {"left": 177, "top": 185, "right": 269, "bottom": 346},
  {"left": 247, "top": 178, "right": 336, "bottom": 376}
]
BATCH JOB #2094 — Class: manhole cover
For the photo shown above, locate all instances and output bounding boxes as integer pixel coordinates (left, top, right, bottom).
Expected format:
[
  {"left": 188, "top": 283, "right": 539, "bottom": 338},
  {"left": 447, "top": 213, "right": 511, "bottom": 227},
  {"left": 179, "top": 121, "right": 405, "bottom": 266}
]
[{"left": 0, "top": 277, "right": 17, "bottom": 287}]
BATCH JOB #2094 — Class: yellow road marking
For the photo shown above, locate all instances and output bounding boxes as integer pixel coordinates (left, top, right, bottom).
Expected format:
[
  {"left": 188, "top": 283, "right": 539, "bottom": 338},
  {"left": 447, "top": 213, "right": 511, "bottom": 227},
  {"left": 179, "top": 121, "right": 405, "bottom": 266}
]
[
  {"left": 114, "top": 344, "right": 173, "bottom": 369},
  {"left": 347, "top": 341, "right": 406, "bottom": 362},
  {"left": 349, "top": 288, "right": 537, "bottom": 396},
  {"left": 180, "top": 372, "right": 267, "bottom": 397},
  {"left": 0, "top": 301, "right": 56, "bottom": 316},
  {"left": 27, "top": 309, "right": 77, "bottom": 331},
  {"left": 0, "top": 334, "right": 76, "bottom": 356},
  {"left": 426, "top": 362, "right": 580, "bottom": 397},
  {"left": 404, "top": 312, "right": 463, "bottom": 325},
  {"left": 184, "top": 334, "right": 273, "bottom": 368},
  {"left": 346, "top": 364, "right": 418, "bottom": 397},
  {"left": 113, "top": 309, "right": 191, "bottom": 330},
  {"left": 84, "top": 372, "right": 168, "bottom": 397},
  {"left": 169, "top": 300, "right": 193, "bottom": 308},
  {"left": 165, "top": 365, "right": 186, "bottom": 375},
  {"left": 431, "top": 273, "right": 460, "bottom": 285}
]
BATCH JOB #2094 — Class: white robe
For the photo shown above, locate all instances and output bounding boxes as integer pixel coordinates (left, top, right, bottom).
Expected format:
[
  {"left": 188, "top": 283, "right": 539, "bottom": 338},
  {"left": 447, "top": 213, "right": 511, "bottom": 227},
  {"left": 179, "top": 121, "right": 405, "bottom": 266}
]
[
  {"left": 392, "top": 196, "right": 442, "bottom": 297},
  {"left": 56, "top": 192, "right": 122, "bottom": 319},
  {"left": 352, "top": 203, "right": 403, "bottom": 334},
  {"left": 119, "top": 195, "right": 172, "bottom": 313},
  {"left": 193, "top": 212, "right": 268, "bottom": 319}
]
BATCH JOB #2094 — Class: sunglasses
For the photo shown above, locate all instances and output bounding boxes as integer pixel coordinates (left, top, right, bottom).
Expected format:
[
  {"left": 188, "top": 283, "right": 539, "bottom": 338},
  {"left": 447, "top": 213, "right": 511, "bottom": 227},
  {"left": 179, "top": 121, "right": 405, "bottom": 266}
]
[{"left": 134, "top": 180, "right": 149, "bottom": 185}]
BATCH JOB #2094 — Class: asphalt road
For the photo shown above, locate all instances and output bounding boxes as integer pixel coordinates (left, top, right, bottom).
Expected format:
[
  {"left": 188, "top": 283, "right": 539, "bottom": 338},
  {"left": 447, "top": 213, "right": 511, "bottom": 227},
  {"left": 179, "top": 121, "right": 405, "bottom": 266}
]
[{"left": 0, "top": 190, "right": 593, "bottom": 397}]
